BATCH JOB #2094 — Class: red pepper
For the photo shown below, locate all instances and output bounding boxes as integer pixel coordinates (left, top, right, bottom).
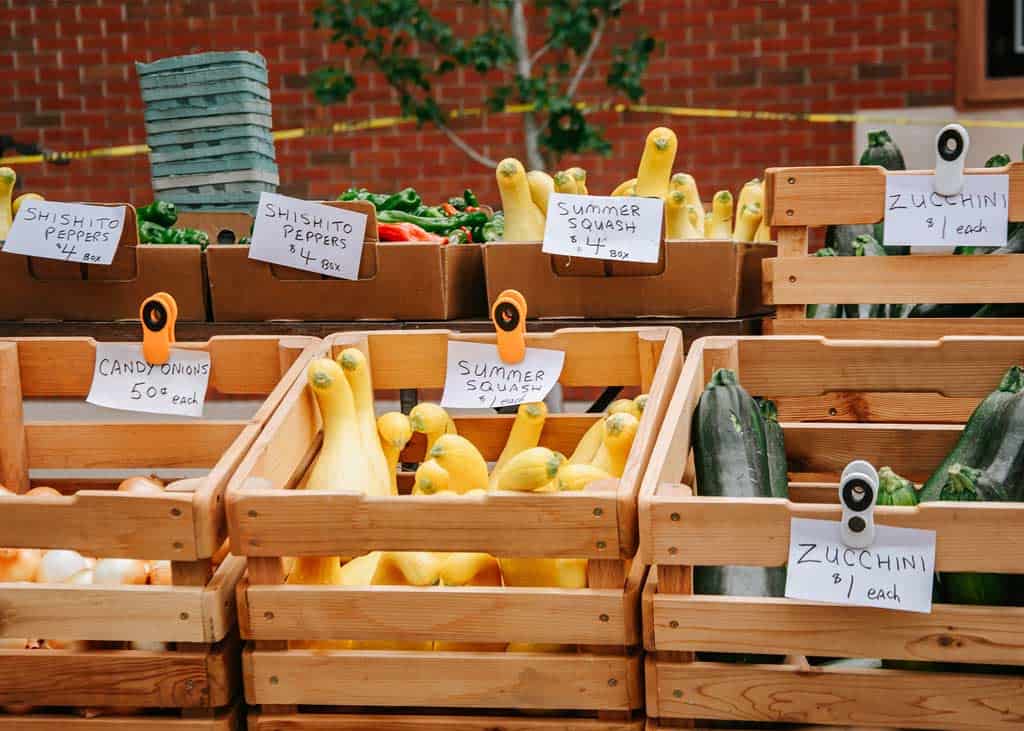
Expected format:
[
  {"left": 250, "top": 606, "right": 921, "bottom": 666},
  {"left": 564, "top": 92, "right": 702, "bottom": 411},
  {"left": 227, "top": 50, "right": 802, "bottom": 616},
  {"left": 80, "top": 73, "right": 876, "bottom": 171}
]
[
  {"left": 442, "top": 202, "right": 459, "bottom": 216},
  {"left": 378, "top": 221, "right": 446, "bottom": 243},
  {"left": 465, "top": 205, "right": 481, "bottom": 212},
  {"left": 459, "top": 226, "right": 473, "bottom": 243}
]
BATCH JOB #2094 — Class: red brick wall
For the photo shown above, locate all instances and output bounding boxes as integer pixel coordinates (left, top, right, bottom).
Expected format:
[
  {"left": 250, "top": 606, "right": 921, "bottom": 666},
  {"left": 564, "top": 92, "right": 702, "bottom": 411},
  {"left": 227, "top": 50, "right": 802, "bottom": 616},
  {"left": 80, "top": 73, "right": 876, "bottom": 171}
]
[{"left": 3, "top": 0, "right": 956, "bottom": 208}]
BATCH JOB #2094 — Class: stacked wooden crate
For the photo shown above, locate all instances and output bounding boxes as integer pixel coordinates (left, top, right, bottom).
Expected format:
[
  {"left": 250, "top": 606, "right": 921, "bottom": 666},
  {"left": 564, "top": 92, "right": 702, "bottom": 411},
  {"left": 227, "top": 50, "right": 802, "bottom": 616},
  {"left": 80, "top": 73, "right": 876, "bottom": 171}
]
[{"left": 137, "top": 51, "right": 278, "bottom": 215}]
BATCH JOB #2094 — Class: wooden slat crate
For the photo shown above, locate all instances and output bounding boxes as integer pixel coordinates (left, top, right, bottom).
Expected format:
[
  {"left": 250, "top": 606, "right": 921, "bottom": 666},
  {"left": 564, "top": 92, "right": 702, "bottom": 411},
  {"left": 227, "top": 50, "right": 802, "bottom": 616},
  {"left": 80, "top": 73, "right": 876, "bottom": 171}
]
[
  {"left": 762, "top": 162, "right": 1024, "bottom": 338},
  {"left": 0, "top": 335, "right": 317, "bottom": 727},
  {"left": 638, "top": 335, "right": 1024, "bottom": 731},
  {"left": 227, "top": 327, "right": 684, "bottom": 729}
]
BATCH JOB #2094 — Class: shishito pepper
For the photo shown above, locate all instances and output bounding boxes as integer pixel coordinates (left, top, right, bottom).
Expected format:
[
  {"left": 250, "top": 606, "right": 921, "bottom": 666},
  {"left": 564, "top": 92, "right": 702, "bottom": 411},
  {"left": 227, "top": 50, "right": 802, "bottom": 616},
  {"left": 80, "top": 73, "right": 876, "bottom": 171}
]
[
  {"left": 376, "top": 209, "right": 487, "bottom": 235},
  {"left": 137, "top": 200, "right": 178, "bottom": 227},
  {"left": 179, "top": 228, "right": 210, "bottom": 249},
  {"left": 380, "top": 187, "right": 421, "bottom": 212},
  {"left": 139, "top": 221, "right": 167, "bottom": 244},
  {"left": 161, "top": 226, "right": 187, "bottom": 244},
  {"left": 482, "top": 211, "right": 504, "bottom": 242},
  {"left": 339, "top": 188, "right": 391, "bottom": 209}
]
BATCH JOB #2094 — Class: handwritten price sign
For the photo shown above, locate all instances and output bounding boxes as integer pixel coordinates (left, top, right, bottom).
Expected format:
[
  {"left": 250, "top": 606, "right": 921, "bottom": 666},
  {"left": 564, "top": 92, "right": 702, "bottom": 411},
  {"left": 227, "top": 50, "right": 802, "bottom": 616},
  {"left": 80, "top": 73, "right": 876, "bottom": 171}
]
[
  {"left": 248, "top": 192, "right": 368, "bottom": 280},
  {"left": 440, "top": 341, "right": 564, "bottom": 409},
  {"left": 542, "top": 193, "right": 663, "bottom": 263},
  {"left": 86, "top": 343, "right": 211, "bottom": 418},
  {"left": 884, "top": 174, "right": 1009, "bottom": 249},
  {"left": 2, "top": 201, "right": 125, "bottom": 264}
]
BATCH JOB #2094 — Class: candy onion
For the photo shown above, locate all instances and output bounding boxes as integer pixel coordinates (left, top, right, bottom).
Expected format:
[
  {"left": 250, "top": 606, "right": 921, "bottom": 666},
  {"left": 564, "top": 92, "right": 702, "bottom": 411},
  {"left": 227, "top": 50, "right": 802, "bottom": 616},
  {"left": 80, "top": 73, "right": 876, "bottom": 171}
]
[
  {"left": 148, "top": 560, "right": 172, "bottom": 586},
  {"left": 26, "top": 486, "right": 60, "bottom": 497},
  {"left": 92, "top": 558, "right": 148, "bottom": 586},
  {"left": 0, "top": 548, "right": 41, "bottom": 582},
  {"left": 36, "top": 550, "right": 89, "bottom": 583},
  {"left": 117, "top": 476, "right": 165, "bottom": 494}
]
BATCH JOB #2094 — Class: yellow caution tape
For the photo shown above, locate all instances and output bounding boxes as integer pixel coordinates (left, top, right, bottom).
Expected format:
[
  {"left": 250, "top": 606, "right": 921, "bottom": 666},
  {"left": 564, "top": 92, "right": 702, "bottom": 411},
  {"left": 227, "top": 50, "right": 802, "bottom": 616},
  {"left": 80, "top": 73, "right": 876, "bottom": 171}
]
[{"left": 4, "top": 102, "right": 1024, "bottom": 166}]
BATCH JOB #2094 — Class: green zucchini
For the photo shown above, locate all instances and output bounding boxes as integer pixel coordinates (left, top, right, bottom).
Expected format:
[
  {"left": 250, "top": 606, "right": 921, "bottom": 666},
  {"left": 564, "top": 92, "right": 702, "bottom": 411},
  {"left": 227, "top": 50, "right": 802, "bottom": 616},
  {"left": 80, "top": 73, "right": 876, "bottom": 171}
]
[
  {"left": 844, "top": 234, "right": 887, "bottom": 319},
  {"left": 693, "top": 369, "right": 784, "bottom": 598},
  {"left": 757, "top": 398, "right": 789, "bottom": 499},
  {"left": 824, "top": 223, "right": 873, "bottom": 257},
  {"left": 974, "top": 303, "right": 1024, "bottom": 318},
  {"left": 908, "top": 303, "right": 982, "bottom": 318},
  {"left": 860, "top": 130, "right": 906, "bottom": 170},
  {"left": 919, "top": 366, "right": 1024, "bottom": 501},
  {"left": 807, "top": 248, "right": 844, "bottom": 319},
  {"left": 935, "top": 464, "right": 1013, "bottom": 606},
  {"left": 964, "top": 391, "right": 1024, "bottom": 502},
  {"left": 877, "top": 467, "right": 918, "bottom": 506},
  {"left": 986, "top": 153, "right": 1011, "bottom": 168}
]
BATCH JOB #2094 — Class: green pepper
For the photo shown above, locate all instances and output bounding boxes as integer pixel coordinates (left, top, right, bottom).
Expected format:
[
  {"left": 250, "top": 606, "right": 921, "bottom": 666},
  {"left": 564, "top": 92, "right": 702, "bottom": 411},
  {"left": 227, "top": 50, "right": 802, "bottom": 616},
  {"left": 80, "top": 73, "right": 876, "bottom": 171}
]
[
  {"left": 238, "top": 236, "right": 251, "bottom": 245},
  {"left": 178, "top": 228, "right": 210, "bottom": 249},
  {"left": 380, "top": 187, "right": 421, "bottom": 212},
  {"left": 160, "top": 226, "right": 188, "bottom": 244},
  {"left": 338, "top": 188, "right": 391, "bottom": 208},
  {"left": 376, "top": 209, "right": 488, "bottom": 235},
  {"left": 447, "top": 227, "right": 471, "bottom": 244},
  {"left": 138, "top": 200, "right": 178, "bottom": 227},
  {"left": 482, "top": 211, "right": 504, "bottom": 242},
  {"left": 139, "top": 221, "right": 167, "bottom": 244},
  {"left": 416, "top": 206, "right": 445, "bottom": 218},
  {"left": 463, "top": 189, "right": 478, "bottom": 207},
  {"left": 447, "top": 196, "right": 466, "bottom": 211}
]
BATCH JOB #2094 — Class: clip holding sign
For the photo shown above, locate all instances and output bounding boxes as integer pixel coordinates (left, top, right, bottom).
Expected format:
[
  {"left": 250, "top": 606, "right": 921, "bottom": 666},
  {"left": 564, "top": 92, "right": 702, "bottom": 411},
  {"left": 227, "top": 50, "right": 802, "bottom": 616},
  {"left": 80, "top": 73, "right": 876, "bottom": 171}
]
[
  {"left": 839, "top": 460, "right": 879, "bottom": 549},
  {"left": 492, "top": 289, "right": 527, "bottom": 365},
  {"left": 933, "top": 123, "right": 970, "bottom": 196},
  {"left": 139, "top": 292, "right": 178, "bottom": 366}
]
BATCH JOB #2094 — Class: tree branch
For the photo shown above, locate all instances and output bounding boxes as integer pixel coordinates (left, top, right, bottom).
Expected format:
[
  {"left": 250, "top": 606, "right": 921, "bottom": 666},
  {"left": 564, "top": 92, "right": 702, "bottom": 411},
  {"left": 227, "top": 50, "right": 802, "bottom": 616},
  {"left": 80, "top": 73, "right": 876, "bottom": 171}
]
[
  {"left": 529, "top": 39, "right": 553, "bottom": 69},
  {"left": 510, "top": 0, "right": 545, "bottom": 170},
  {"left": 567, "top": 16, "right": 605, "bottom": 99},
  {"left": 439, "top": 121, "right": 498, "bottom": 168}
]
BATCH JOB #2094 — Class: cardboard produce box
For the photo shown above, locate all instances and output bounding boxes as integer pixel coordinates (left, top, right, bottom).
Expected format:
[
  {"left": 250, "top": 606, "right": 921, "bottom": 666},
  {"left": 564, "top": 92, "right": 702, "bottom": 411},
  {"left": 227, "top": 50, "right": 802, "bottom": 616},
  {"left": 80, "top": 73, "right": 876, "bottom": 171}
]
[
  {"left": 0, "top": 203, "right": 207, "bottom": 321},
  {"left": 205, "top": 200, "right": 487, "bottom": 321},
  {"left": 483, "top": 240, "right": 774, "bottom": 319}
]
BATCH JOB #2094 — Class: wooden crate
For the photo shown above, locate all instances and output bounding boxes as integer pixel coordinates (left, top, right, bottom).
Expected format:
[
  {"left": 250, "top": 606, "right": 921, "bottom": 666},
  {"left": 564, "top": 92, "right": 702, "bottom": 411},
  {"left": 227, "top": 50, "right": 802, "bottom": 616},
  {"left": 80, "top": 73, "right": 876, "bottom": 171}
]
[
  {"left": 762, "top": 162, "right": 1024, "bottom": 338},
  {"left": 638, "top": 335, "right": 1024, "bottom": 731},
  {"left": 0, "top": 335, "right": 317, "bottom": 724},
  {"left": 226, "top": 327, "right": 684, "bottom": 726}
]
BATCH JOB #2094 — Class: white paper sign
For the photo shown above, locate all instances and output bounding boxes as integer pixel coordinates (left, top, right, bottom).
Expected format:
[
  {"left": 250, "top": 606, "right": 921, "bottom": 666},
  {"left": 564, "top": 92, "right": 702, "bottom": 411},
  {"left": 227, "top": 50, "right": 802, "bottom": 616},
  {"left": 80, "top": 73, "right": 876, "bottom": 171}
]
[
  {"left": 884, "top": 174, "right": 1009, "bottom": 249},
  {"left": 440, "top": 341, "right": 564, "bottom": 409},
  {"left": 87, "top": 343, "right": 211, "bottom": 418},
  {"left": 2, "top": 201, "right": 125, "bottom": 264},
  {"left": 785, "top": 518, "right": 936, "bottom": 613},
  {"left": 248, "top": 192, "right": 367, "bottom": 280},
  {"left": 542, "top": 193, "right": 663, "bottom": 263}
]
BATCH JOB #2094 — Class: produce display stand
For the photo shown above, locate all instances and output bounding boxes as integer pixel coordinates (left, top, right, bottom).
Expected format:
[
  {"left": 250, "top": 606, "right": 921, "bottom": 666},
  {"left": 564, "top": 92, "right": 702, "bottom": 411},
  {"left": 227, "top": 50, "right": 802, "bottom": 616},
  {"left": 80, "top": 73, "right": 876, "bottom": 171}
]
[
  {"left": 0, "top": 205, "right": 206, "bottom": 322},
  {"left": 483, "top": 240, "right": 774, "bottom": 319},
  {"left": 205, "top": 201, "right": 487, "bottom": 321},
  {"left": 0, "top": 334, "right": 318, "bottom": 728},
  {"left": 763, "top": 162, "right": 1024, "bottom": 338},
  {"left": 638, "top": 335, "right": 1024, "bottom": 730},
  {"left": 227, "top": 326, "right": 684, "bottom": 730}
]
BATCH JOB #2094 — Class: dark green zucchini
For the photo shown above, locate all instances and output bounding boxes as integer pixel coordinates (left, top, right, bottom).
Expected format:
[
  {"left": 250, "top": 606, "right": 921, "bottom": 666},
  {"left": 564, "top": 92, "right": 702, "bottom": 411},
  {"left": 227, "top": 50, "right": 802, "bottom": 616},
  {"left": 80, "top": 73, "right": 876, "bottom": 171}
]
[
  {"left": 757, "top": 398, "right": 789, "bottom": 499},
  {"left": 908, "top": 303, "right": 983, "bottom": 318},
  {"left": 877, "top": 467, "right": 918, "bottom": 506},
  {"left": 974, "top": 303, "right": 1024, "bottom": 318},
  {"left": 693, "top": 369, "right": 784, "bottom": 663},
  {"left": 986, "top": 153, "right": 1011, "bottom": 168},
  {"left": 807, "top": 248, "right": 844, "bottom": 319},
  {"left": 844, "top": 234, "right": 887, "bottom": 319},
  {"left": 860, "top": 130, "right": 906, "bottom": 170},
  {"left": 825, "top": 223, "right": 873, "bottom": 257},
  {"left": 919, "top": 366, "right": 1024, "bottom": 501},
  {"left": 935, "top": 464, "right": 1014, "bottom": 606},
  {"left": 964, "top": 391, "right": 1024, "bottom": 502}
]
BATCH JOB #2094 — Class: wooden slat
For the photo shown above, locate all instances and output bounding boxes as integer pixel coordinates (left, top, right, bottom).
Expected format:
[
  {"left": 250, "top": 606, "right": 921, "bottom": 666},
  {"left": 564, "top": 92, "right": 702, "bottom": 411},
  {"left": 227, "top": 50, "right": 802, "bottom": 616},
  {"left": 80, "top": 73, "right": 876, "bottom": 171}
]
[
  {"left": 0, "top": 704, "right": 240, "bottom": 729},
  {"left": 24, "top": 421, "right": 246, "bottom": 470},
  {"left": 230, "top": 488, "right": 622, "bottom": 558},
  {"left": 766, "top": 253, "right": 1024, "bottom": 305},
  {"left": 651, "top": 594, "right": 1024, "bottom": 664},
  {"left": 0, "top": 583, "right": 207, "bottom": 643},
  {"left": 735, "top": 336, "right": 1024, "bottom": 398},
  {"left": 781, "top": 422, "right": 960, "bottom": 478},
  {"left": 250, "top": 711, "right": 644, "bottom": 730},
  {"left": 650, "top": 660, "right": 1024, "bottom": 730},
  {"left": 0, "top": 490, "right": 200, "bottom": 558},
  {"left": 648, "top": 489, "right": 1024, "bottom": 571},
  {"left": 0, "top": 646, "right": 227, "bottom": 708},
  {"left": 773, "top": 392, "right": 981, "bottom": 423},
  {"left": 245, "top": 648, "right": 642, "bottom": 710},
  {"left": 0, "top": 342, "right": 29, "bottom": 492},
  {"left": 401, "top": 413, "right": 598, "bottom": 462},
  {"left": 242, "top": 581, "right": 634, "bottom": 645},
  {"left": 351, "top": 329, "right": 658, "bottom": 390},
  {"left": 202, "top": 555, "right": 246, "bottom": 644},
  {"left": 766, "top": 316, "right": 1024, "bottom": 339},
  {"left": 766, "top": 163, "right": 1024, "bottom": 227}
]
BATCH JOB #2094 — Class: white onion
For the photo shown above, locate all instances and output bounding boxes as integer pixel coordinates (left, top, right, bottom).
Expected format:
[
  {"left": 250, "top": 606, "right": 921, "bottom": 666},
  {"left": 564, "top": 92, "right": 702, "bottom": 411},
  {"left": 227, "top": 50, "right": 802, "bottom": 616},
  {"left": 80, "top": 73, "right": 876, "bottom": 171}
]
[
  {"left": 0, "top": 549, "right": 42, "bottom": 582},
  {"left": 148, "top": 560, "right": 172, "bottom": 586},
  {"left": 92, "top": 558, "right": 148, "bottom": 586},
  {"left": 2, "top": 703, "right": 34, "bottom": 715},
  {"left": 129, "top": 640, "right": 168, "bottom": 652},
  {"left": 36, "top": 550, "right": 89, "bottom": 583},
  {"left": 117, "top": 476, "right": 165, "bottom": 494},
  {"left": 26, "top": 486, "right": 60, "bottom": 497},
  {"left": 0, "top": 637, "right": 28, "bottom": 649},
  {"left": 66, "top": 568, "right": 93, "bottom": 585},
  {"left": 165, "top": 477, "right": 204, "bottom": 492},
  {"left": 43, "top": 638, "right": 89, "bottom": 651},
  {"left": 0, "top": 484, "right": 11, "bottom": 495}
]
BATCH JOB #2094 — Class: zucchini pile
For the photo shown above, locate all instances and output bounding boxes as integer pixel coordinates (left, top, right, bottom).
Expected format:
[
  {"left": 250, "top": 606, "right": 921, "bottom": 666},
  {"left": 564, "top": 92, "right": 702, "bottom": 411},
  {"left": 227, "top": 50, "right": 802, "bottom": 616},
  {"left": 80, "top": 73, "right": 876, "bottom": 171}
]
[{"left": 812, "top": 134, "right": 1024, "bottom": 320}]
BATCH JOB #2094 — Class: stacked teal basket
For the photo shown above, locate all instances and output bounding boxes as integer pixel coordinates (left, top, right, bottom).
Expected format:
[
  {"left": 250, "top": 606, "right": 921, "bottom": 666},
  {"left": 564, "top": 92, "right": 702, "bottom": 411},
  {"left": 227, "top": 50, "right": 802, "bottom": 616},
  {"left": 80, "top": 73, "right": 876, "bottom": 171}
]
[{"left": 136, "top": 51, "right": 278, "bottom": 214}]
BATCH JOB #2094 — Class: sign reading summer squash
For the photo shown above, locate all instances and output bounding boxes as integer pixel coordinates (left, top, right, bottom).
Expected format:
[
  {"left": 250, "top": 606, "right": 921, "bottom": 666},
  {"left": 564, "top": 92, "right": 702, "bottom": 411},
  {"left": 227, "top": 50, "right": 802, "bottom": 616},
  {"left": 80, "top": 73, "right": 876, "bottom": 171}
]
[
  {"left": 441, "top": 341, "right": 564, "bottom": 409},
  {"left": 248, "top": 192, "right": 368, "bottom": 280},
  {"left": 542, "top": 193, "right": 663, "bottom": 263}
]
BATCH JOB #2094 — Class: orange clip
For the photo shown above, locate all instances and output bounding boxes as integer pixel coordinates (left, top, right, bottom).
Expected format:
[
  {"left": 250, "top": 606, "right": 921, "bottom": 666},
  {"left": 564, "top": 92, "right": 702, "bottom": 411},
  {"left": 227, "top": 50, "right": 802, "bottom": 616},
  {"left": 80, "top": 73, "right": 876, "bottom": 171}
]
[
  {"left": 491, "top": 289, "right": 527, "bottom": 365},
  {"left": 139, "top": 292, "right": 178, "bottom": 366}
]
